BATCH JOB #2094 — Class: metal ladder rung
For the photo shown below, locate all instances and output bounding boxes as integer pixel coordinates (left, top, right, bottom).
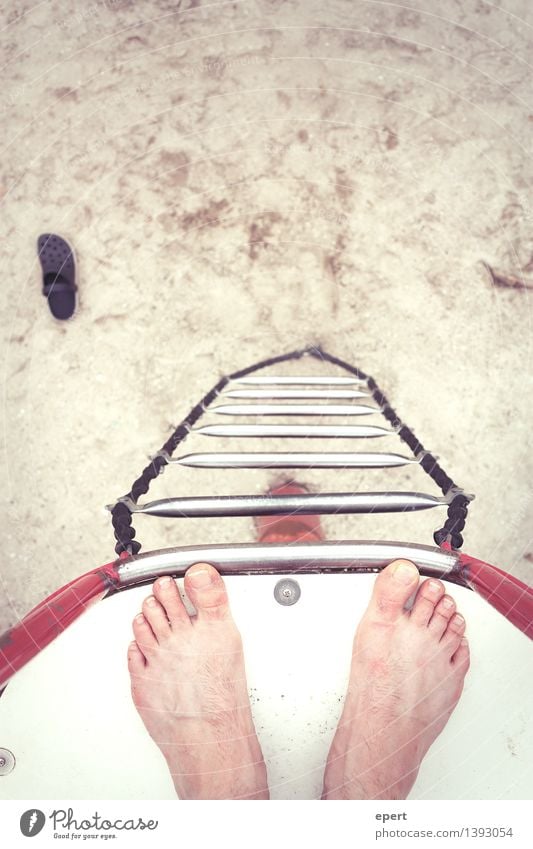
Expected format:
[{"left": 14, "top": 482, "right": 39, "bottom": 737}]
[
  {"left": 172, "top": 452, "right": 418, "bottom": 468},
  {"left": 221, "top": 389, "right": 370, "bottom": 399},
  {"left": 119, "top": 542, "right": 459, "bottom": 584},
  {"left": 123, "top": 491, "right": 449, "bottom": 518},
  {"left": 210, "top": 403, "right": 380, "bottom": 417},
  {"left": 232, "top": 375, "right": 366, "bottom": 386},
  {"left": 193, "top": 424, "right": 395, "bottom": 438}
]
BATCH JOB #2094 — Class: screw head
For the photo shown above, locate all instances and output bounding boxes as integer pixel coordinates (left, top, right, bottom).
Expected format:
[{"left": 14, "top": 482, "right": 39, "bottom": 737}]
[
  {"left": 0, "top": 748, "right": 15, "bottom": 776},
  {"left": 274, "top": 578, "right": 301, "bottom": 606}
]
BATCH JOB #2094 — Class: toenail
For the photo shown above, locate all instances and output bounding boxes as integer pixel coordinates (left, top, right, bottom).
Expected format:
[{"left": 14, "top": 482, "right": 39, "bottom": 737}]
[
  {"left": 135, "top": 614, "right": 145, "bottom": 623},
  {"left": 442, "top": 597, "right": 455, "bottom": 609},
  {"left": 157, "top": 577, "right": 172, "bottom": 586},
  {"left": 391, "top": 560, "right": 418, "bottom": 584},
  {"left": 427, "top": 580, "right": 442, "bottom": 596},
  {"left": 453, "top": 614, "right": 465, "bottom": 625},
  {"left": 145, "top": 596, "right": 157, "bottom": 606},
  {"left": 460, "top": 637, "right": 469, "bottom": 646},
  {"left": 187, "top": 568, "right": 212, "bottom": 589}
]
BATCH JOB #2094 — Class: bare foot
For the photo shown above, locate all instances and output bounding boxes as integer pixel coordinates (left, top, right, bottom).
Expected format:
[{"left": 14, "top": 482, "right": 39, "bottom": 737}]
[
  {"left": 127, "top": 563, "right": 269, "bottom": 799},
  {"left": 322, "top": 560, "right": 470, "bottom": 800}
]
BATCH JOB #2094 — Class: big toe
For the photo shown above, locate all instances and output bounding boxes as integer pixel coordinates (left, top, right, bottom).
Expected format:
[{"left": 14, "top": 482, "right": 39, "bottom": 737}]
[
  {"left": 184, "top": 562, "right": 232, "bottom": 622},
  {"left": 367, "top": 559, "right": 420, "bottom": 623}
]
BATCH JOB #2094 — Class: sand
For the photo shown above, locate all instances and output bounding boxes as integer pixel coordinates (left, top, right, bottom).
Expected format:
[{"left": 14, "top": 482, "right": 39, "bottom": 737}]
[{"left": 0, "top": 0, "right": 531, "bottom": 632}]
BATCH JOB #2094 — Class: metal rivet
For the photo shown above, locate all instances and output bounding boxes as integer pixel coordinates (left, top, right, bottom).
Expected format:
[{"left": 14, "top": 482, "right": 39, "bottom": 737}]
[
  {"left": 274, "top": 578, "right": 301, "bottom": 606},
  {"left": 0, "top": 748, "right": 15, "bottom": 776}
]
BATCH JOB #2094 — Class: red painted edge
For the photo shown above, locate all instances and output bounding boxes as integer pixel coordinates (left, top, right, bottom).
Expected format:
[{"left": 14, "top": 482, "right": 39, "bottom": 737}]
[
  {"left": 0, "top": 560, "right": 121, "bottom": 689},
  {"left": 456, "top": 549, "right": 533, "bottom": 639}
]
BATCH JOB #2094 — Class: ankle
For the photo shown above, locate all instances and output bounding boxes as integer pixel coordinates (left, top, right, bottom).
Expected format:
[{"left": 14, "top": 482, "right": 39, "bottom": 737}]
[
  {"left": 172, "top": 761, "right": 269, "bottom": 800},
  {"left": 322, "top": 771, "right": 383, "bottom": 801},
  {"left": 166, "top": 738, "right": 269, "bottom": 800}
]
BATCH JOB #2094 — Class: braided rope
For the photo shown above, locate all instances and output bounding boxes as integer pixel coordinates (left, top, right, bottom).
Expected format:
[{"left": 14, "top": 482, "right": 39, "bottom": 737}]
[
  {"left": 110, "top": 345, "right": 472, "bottom": 554},
  {"left": 309, "top": 348, "right": 471, "bottom": 548}
]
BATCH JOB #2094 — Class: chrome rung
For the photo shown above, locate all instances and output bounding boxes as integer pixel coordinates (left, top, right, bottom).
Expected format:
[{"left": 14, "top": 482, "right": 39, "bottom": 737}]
[
  {"left": 232, "top": 375, "right": 366, "bottom": 386},
  {"left": 172, "top": 451, "right": 417, "bottom": 468},
  {"left": 210, "top": 403, "right": 380, "bottom": 417},
  {"left": 122, "top": 491, "right": 448, "bottom": 518},
  {"left": 221, "top": 389, "right": 370, "bottom": 399},
  {"left": 117, "top": 542, "right": 460, "bottom": 585},
  {"left": 194, "top": 424, "right": 395, "bottom": 438}
]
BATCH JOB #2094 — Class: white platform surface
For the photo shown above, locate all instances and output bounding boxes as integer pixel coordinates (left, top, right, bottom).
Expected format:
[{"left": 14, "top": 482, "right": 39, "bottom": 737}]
[{"left": 0, "top": 575, "right": 531, "bottom": 800}]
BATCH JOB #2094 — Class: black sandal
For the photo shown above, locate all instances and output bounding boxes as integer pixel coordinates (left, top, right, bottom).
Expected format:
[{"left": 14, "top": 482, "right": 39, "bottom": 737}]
[{"left": 38, "top": 233, "right": 77, "bottom": 320}]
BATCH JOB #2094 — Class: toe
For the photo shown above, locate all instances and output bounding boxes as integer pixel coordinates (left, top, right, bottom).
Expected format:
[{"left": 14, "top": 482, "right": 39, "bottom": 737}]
[
  {"left": 142, "top": 595, "right": 171, "bottom": 640},
  {"left": 153, "top": 576, "right": 191, "bottom": 628},
  {"left": 132, "top": 613, "right": 158, "bottom": 653},
  {"left": 441, "top": 612, "right": 466, "bottom": 652},
  {"left": 446, "top": 612, "right": 466, "bottom": 637},
  {"left": 410, "top": 579, "right": 445, "bottom": 626},
  {"left": 127, "top": 640, "right": 146, "bottom": 675},
  {"left": 428, "top": 594, "right": 456, "bottom": 638},
  {"left": 184, "top": 562, "right": 231, "bottom": 622},
  {"left": 367, "top": 559, "right": 420, "bottom": 624},
  {"left": 452, "top": 637, "right": 470, "bottom": 671}
]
